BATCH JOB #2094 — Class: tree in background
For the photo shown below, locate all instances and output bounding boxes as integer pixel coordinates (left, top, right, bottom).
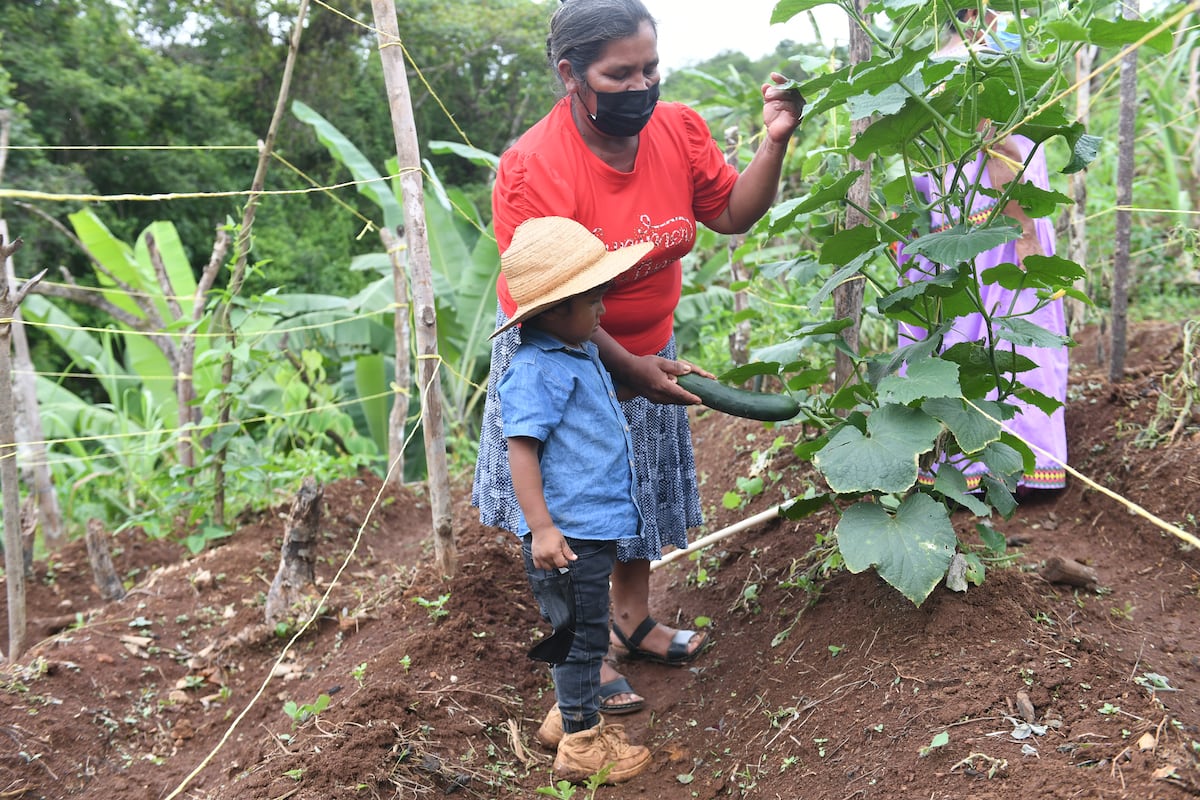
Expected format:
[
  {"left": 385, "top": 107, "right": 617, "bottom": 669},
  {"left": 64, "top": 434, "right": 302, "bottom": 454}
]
[{"left": 0, "top": 0, "right": 553, "bottom": 303}]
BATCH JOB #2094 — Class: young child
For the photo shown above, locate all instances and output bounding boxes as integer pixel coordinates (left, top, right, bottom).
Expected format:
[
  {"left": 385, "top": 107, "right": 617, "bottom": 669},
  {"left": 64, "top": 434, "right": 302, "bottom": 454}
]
[{"left": 492, "top": 216, "right": 653, "bottom": 784}]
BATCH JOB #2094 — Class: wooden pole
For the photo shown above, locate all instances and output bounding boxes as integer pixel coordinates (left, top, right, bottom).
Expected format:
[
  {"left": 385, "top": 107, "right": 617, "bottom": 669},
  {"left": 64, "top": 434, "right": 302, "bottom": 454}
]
[
  {"left": 0, "top": 112, "right": 64, "bottom": 551},
  {"left": 652, "top": 504, "right": 786, "bottom": 570},
  {"left": 1109, "top": 0, "right": 1139, "bottom": 381},
  {"left": 379, "top": 225, "right": 411, "bottom": 486},
  {"left": 1067, "top": 47, "right": 1094, "bottom": 344},
  {"left": 0, "top": 235, "right": 43, "bottom": 661},
  {"left": 371, "top": 0, "right": 456, "bottom": 576},
  {"left": 211, "top": 0, "right": 309, "bottom": 525},
  {"left": 724, "top": 127, "right": 751, "bottom": 368},
  {"left": 834, "top": 0, "right": 873, "bottom": 387},
  {"left": 0, "top": 220, "right": 64, "bottom": 551}
]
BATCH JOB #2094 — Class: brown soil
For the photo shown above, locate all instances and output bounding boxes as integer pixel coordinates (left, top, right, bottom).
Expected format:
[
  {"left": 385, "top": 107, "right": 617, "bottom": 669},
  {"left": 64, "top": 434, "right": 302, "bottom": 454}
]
[{"left": 2, "top": 321, "right": 1199, "bottom": 800}]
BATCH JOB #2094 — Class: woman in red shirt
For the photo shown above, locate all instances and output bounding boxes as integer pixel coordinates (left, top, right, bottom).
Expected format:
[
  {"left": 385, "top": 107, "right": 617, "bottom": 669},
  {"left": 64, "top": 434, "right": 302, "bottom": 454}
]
[{"left": 473, "top": 0, "right": 803, "bottom": 723}]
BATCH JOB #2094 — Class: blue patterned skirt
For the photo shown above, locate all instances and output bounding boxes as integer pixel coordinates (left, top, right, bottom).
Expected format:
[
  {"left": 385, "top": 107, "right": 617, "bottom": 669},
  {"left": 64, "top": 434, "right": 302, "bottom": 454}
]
[{"left": 472, "top": 309, "right": 701, "bottom": 561}]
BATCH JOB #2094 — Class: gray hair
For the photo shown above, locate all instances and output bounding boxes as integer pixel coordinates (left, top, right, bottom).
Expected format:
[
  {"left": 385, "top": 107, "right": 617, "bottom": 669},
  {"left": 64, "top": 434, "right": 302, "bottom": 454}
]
[{"left": 547, "top": 0, "right": 657, "bottom": 83}]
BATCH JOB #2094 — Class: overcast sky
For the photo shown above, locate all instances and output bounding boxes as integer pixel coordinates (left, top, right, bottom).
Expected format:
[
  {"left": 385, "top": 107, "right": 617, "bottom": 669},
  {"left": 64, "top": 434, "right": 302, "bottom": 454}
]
[{"left": 647, "top": 0, "right": 849, "bottom": 72}]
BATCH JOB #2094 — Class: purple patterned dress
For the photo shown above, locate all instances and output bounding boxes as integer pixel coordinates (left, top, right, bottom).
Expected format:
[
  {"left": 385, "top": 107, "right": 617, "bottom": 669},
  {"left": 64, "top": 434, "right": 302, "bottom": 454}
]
[{"left": 898, "top": 135, "right": 1068, "bottom": 490}]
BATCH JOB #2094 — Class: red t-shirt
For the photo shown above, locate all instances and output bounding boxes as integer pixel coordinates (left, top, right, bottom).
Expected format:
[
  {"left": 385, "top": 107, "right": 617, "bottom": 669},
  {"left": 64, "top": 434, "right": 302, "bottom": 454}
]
[{"left": 492, "top": 97, "right": 739, "bottom": 356}]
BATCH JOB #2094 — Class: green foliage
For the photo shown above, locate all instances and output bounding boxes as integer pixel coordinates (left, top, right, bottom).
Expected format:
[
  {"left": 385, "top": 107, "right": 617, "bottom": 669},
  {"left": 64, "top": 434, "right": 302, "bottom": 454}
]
[
  {"left": 4, "top": 0, "right": 1196, "bottom": 611},
  {"left": 674, "top": 2, "right": 1187, "bottom": 605},
  {"left": 23, "top": 211, "right": 380, "bottom": 544}
]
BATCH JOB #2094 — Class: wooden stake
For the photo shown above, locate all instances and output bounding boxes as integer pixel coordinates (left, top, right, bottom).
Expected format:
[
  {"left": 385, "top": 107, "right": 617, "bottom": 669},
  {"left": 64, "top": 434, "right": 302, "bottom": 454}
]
[
  {"left": 85, "top": 519, "right": 126, "bottom": 602},
  {"left": 834, "top": 0, "right": 873, "bottom": 388},
  {"left": 379, "top": 225, "right": 411, "bottom": 485},
  {"left": 0, "top": 236, "right": 42, "bottom": 660},
  {"left": 372, "top": 0, "right": 455, "bottom": 576}
]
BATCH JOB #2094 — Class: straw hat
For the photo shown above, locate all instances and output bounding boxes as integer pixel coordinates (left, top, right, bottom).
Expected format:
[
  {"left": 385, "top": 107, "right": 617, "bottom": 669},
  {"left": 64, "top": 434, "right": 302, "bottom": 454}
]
[{"left": 491, "top": 216, "right": 653, "bottom": 338}]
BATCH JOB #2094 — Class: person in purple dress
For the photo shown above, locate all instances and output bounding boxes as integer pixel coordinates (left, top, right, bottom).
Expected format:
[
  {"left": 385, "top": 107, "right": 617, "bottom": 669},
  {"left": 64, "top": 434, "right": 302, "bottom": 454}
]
[{"left": 898, "top": 9, "right": 1068, "bottom": 496}]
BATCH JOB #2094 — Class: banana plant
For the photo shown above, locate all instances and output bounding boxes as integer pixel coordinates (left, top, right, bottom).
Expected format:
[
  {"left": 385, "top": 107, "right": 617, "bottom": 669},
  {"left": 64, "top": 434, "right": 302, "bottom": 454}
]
[{"left": 292, "top": 100, "right": 500, "bottom": 453}]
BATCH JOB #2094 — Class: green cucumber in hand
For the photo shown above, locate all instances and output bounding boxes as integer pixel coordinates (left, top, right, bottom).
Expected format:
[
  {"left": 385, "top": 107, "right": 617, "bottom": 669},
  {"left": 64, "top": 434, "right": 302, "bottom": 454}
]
[{"left": 676, "top": 372, "right": 800, "bottom": 422}]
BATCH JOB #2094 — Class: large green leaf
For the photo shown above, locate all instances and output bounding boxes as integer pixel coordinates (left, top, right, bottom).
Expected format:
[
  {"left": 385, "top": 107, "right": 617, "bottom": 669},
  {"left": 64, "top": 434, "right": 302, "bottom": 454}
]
[
  {"left": 819, "top": 224, "right": 880, "bottom": 266},
  {"left": 424, "top": 194, "right": 475, "bottom": 360},
  {"left": 814, "top": 404, "right": 943, "bottom": 493},
  {"left": 983, "top": 253, "right": 1085, "bottom": 291},
  {"left": 21, "top": 295, "right": 106, "bottom": 367},
  {"left": 991, "top": 182, "right": 1072, "bottom": 219},
  {"left": 850, "top": 91, "right": 958, "bottom": 159},
  {"left": 921, "top": 397, "right": 1005, "bottom": 454},
  {"left": 1087, "top": 17, "right": 1174, "bottom": 55},
  {"left": 877, "top": 263, "right": 973, "bottom": 315},
  {"left": 1016, "top": 119, "right": 1100, "bottom": 174},
  {"left": 877, "top": 359, "right": 961, "bottom": 405},
  {"left": 353, "top": 353, "right": 391, "bottom": 454},
  {"left": 903, "top": 223, "right": 1021, "bottom": 266},
  {"left": 996, "top": 317, "right": 1072, "bottom": 349},
  {"left": 292, "top": 100, "right": 403, "bottom": 231},
  {"left": 136, "top": 221, "right": 198, "bottom": 320},
  {"left": 768, "top": 170, "right": 863, "bottom": 231},
  {"left": 932, "top": 465, "right": 991, "bottom": 516},
  {"left": 864, "top": 324, "right": 954, "bottom": 388},
  {"left": 980, "top": 439, "right": 1027, "bottom": 479},
  {"left": 35, "top": 378, "right": 123, "bottom": 439},
  {"left": 808, "top": 250, "right": 881, "bottom": 314},
  {"left": 428, "top": 140, "right": 500, "bottom": 171},
  {"left": 68, "top": 211, "right": 201, "bottom": 421},
  {"left": 846, "top": 71, "right": 926, "bottom": 119},
  {"left": 69, "top": 209, "right": 144, "bottom": 319},
  {"left": 801, "top": 48, "right": 928, "bottom": 118},
  {"left": 455, "top": 225, "right": 501, "bottom": 365},
  {"left": 836, "top": 494, "right": 957, "bottom": 605},
  {"left": 770, "top": 0, "right": 838, "bottom": 23}
]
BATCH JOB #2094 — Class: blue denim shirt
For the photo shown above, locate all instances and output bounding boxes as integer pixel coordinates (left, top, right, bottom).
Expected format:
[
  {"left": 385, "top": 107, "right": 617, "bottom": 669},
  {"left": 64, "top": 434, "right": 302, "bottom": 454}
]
[{"left": 497, "top": 328, "right": 643, "bottom": 542}]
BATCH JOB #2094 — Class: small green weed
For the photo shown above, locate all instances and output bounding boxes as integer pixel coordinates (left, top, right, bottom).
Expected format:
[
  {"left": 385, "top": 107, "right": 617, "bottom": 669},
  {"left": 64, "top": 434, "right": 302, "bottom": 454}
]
[
  {"left": 919, "top": 731, "right": 950, "bottom": 757},
  {"left": 1109, "top": 601, "right": 1134, "bottom": 621},
  {"left": 686, "top": 549, "right": 720, "bottom": 587},
  {"left": 536, "top": 764, "right": 610, "bottom": 798},
  {"left": 414, "top": 593, "right": 451, "bottom": 621},
  {"left": 282, "top": 693, "right": 331, "bottom": 727}
]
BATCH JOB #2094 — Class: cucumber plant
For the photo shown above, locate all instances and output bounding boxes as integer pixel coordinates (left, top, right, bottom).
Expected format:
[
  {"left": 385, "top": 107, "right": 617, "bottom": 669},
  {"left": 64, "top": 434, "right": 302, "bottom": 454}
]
[{"left": 726, "top": 1, "right": 1176, "bottom": 604}]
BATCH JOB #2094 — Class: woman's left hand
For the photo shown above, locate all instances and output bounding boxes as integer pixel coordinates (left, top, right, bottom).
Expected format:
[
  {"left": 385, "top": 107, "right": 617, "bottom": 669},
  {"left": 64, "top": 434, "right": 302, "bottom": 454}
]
[{"left": 761, "top": 72, "right": 805, "bottom": 144}]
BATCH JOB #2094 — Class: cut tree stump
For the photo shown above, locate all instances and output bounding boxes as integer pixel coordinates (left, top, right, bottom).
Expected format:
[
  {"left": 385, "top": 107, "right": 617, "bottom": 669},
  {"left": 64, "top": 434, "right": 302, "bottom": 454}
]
[
  {"left": 265, "top": 477, "right": 323, "bottom": 627},
  {"left": 85, "top": 518, "right": 126, "bottom": 601}
]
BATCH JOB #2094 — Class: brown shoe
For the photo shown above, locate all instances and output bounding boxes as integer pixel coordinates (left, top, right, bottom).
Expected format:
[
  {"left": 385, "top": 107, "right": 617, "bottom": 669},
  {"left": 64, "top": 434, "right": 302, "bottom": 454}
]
[
  {"left": 535, "top": 705, "right": 563, "bottom": 750},
  {"left": 553, "top": 720, "right": 650, "bottom": 784}
]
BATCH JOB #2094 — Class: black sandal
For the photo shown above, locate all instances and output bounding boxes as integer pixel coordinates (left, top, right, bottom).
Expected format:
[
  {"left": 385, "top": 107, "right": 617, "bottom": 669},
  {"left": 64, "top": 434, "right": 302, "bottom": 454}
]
[
  {"left": 612, "top": 616, "right": 710, "bottom": 666},
  {"left": 598, "top": 676, "right": 644, "bottom": 714}
]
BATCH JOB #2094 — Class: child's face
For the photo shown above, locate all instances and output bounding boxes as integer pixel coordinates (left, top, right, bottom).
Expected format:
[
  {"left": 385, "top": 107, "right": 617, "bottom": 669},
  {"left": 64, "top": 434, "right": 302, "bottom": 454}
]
[{"left": 540, "top": 284, "right": 608, "bottom": 347}]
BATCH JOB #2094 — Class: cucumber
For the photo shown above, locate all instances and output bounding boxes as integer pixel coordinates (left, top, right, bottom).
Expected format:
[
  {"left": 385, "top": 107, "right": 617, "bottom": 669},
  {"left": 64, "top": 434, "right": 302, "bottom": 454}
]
[{"left": 676, "top": 372, "right": 800, "bottom": 422}]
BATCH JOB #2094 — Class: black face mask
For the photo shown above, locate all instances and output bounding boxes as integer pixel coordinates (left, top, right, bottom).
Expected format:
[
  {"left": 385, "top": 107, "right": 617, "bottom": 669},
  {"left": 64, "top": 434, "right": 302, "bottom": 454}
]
[{"left": 586, "top": 82, "right": 660, "bottom": 137}]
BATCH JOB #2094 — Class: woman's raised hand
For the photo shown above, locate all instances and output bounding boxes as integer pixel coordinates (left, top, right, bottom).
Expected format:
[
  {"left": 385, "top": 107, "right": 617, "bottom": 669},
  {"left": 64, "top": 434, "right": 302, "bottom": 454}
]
[{"left": 761, "top": 72, "right": 805, "bottom": 144}]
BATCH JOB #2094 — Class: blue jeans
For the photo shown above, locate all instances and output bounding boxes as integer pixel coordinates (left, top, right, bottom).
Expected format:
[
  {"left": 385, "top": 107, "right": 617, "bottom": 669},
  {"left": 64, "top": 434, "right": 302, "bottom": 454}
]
[{"left": 522, "top": 535, "right": 616, "bottom": 733}]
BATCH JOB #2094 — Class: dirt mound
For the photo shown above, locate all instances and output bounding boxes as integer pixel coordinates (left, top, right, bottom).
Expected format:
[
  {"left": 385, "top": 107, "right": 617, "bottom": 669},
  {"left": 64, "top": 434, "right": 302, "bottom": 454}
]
[{"left": 2, "top": 321, "right": 1199, "bottom": 799}]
